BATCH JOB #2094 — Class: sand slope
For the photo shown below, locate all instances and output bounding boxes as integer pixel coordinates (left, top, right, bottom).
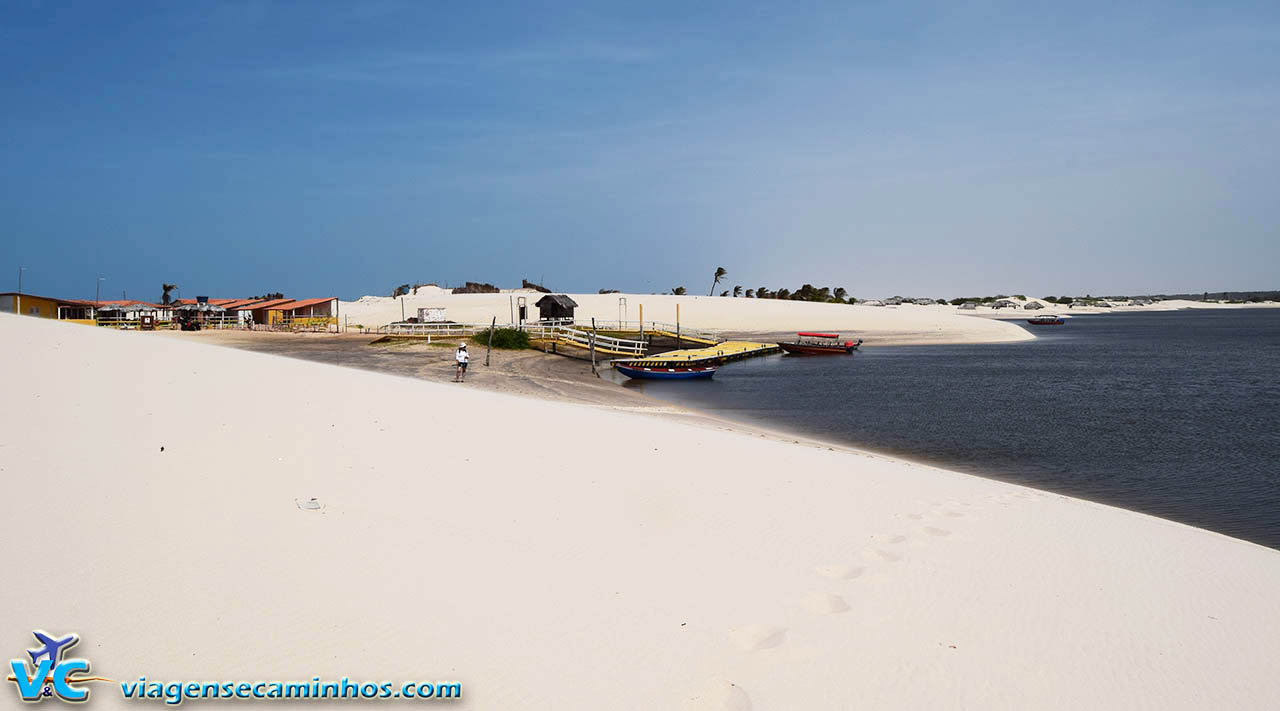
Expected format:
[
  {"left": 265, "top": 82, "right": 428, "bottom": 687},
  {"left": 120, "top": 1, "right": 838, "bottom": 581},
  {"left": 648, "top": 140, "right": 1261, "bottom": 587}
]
[
  {"left": 3, "top": 313, "right": 1279, "bottom": 710},
  {"left": 339, "top": 292, "right": 1034, "bottom": 345}
]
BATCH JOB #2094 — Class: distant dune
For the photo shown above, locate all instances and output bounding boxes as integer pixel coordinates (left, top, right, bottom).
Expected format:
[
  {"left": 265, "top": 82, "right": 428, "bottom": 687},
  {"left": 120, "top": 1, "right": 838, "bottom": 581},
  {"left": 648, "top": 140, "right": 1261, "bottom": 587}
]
[{"left": 340, "top": 291, "right": 1035, "bottom": 345}]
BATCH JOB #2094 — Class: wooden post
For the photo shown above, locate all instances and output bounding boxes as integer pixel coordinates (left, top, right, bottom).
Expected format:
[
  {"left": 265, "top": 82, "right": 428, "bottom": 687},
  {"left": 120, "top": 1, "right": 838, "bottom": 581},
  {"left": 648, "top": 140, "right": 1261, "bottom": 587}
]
[
  {"left": 590, "top": 318, "right": 598, "bottom": 377},
  {"left": 486, "top": 317, "right": 495, "bottom": 366}
]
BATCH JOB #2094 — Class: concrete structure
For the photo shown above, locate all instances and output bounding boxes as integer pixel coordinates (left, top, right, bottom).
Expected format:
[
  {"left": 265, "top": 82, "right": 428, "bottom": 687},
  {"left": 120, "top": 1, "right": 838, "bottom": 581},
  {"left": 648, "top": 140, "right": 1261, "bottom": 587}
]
[{"left": 418, "top": 307, "right": 447, "bottom": 322}]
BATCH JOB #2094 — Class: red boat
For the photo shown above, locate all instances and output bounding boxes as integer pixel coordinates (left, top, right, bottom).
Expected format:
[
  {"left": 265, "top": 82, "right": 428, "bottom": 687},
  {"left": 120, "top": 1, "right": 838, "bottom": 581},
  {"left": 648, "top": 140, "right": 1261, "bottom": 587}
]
[{"left": 777, "top": 332, "right": 862, "bottom": 355}]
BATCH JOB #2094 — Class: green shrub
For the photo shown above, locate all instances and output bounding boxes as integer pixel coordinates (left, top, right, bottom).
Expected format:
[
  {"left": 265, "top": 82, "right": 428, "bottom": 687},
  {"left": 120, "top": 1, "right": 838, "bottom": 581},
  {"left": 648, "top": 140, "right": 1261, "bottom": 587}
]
[{"left": 470, "top": 327, "right": 530, "bottom": 349}]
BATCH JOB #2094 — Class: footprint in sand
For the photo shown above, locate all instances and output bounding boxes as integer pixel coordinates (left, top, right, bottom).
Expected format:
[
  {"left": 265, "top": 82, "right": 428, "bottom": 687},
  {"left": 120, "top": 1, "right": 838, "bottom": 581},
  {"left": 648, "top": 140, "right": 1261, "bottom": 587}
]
[
  {"left": 685, "top": 679, "right": 752, "bottom": 711},
  {"left": 732, "top": 624, "right": 787, "bottom": 651},
  {"left": 815, "top": 563, "right": 864, "bottom": 580},
  {"left": 906, "top": 513, "right": 925, "bottom": 520},
  {"left": 800, "top": 592, "right": 850, "bottom": 615},
  {"left": 941, "top": 510, "right": 965, "bottom": 518},
  {"left": 922, "top": 526, "right": 951, "bottom": 537},
  {"left": 862, "top": 547, "right": 903, "bottom": 563}
]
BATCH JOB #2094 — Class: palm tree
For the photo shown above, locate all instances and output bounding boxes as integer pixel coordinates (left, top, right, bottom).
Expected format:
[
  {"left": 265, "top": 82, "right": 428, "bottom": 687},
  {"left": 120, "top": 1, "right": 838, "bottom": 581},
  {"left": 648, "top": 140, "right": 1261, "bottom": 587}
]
[
  {"left": 745, "top": 289, "right": 755, "bottom": 298},
  {"left": 757, "top": 286, "right": 769, "bottom": 299},
  {"left": 732, "top": 285, "right": 742, "bottom": 297},
  {"left": 720, "top": 290, "right": 729, "bottom": 297},
  {"left": 160, "top": 283, "right": 177, "bottom": 305},
  {"left": 709, "top": 267, "right": 727, "bottom": 296},
  {"left": 834, "top": 287, "right": 848, "bottom": 302},
  {"left": 671, "top": 286, "right": 687, "bottom": 295}
]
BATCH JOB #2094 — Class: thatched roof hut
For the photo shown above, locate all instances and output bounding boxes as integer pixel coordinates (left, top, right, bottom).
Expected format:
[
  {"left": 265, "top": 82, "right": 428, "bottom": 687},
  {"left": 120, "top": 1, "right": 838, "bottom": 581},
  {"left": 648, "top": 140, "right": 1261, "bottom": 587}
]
[{"left": 535, "top": 294, "right": 578, "bottom": 321}]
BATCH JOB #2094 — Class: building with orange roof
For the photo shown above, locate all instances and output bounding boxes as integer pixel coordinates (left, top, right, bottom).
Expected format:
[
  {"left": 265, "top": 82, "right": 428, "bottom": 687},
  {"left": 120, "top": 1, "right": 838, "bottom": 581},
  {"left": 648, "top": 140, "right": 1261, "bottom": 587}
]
[
  {"left": 1, "top": 292, "right": 91, "bottom": 320},
  {"left": 263, "top": 297, "right": 338, "bottom": 330}
]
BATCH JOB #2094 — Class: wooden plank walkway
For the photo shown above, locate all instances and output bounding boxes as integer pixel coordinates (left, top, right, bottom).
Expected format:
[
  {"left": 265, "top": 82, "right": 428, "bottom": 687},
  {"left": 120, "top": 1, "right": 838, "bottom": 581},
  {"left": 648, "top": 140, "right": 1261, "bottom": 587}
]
[{"left": 616, "top": 341, "right": 780, "bottom": 367}]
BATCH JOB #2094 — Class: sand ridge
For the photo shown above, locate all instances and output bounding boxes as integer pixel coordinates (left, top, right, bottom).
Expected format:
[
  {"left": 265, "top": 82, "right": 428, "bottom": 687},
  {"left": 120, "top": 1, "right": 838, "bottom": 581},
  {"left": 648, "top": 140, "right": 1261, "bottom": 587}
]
[{"left": 4, "top": 313, "right": 1280, "bottom": 710}]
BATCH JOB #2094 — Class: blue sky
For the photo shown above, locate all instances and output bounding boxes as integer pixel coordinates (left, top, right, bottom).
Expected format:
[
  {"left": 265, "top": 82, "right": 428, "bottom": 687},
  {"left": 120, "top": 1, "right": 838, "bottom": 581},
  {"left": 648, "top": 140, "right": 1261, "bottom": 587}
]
[{"left": 3, "top": 1, "right": 1277, "bottom": 302}]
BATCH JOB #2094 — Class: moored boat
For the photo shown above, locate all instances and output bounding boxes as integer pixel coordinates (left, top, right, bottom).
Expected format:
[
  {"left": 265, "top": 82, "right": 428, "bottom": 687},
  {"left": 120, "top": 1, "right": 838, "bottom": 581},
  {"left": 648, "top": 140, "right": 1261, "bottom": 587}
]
[
  {"left": 1026, "top": 315, "right": 1065, "bottom": 325},
  {"left": 777, "top": 332, "right": 861, "bottom": 355},
  {"left": 614, "top": 363, "right": 717, "bottom": 380}
]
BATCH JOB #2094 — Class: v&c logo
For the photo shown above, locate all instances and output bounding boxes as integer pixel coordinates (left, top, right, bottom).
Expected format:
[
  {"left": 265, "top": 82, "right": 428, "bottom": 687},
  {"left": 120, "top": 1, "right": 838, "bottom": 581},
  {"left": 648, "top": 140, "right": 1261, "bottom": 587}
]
[{"left": 7, "top": 631, "right": 107, "bottom": 704}]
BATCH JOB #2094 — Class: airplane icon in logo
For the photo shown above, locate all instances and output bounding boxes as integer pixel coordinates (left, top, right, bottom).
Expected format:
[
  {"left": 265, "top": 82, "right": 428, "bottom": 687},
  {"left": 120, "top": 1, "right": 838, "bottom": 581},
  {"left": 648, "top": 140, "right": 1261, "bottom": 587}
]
[{"left": 27, "top": 631, "right": 79, "bottom": 667}]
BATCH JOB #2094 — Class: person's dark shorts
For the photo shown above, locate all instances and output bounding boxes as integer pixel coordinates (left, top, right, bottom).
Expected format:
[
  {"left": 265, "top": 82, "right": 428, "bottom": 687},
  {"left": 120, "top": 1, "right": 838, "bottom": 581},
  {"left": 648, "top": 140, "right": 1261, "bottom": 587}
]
[{"left": 457, "top": 361, "right": 468, "bottom": 370}]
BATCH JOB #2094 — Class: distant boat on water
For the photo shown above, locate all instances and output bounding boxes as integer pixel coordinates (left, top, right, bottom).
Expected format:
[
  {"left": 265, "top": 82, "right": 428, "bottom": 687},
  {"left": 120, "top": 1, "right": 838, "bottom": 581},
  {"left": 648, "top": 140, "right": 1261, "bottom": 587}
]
[
  {"left": 1026, "top": 315, "right": 1065, "bottom": 325},
  {"left": 778, "top": 332, "right": 861, "bottom": 355}
]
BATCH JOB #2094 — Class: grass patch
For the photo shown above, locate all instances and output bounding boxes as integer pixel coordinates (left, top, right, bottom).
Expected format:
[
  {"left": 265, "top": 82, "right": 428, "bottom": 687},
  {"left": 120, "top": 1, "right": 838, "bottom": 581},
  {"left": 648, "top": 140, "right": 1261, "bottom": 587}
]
[{"left": 470, "top": 327, "right": 530, "bottom": 350}]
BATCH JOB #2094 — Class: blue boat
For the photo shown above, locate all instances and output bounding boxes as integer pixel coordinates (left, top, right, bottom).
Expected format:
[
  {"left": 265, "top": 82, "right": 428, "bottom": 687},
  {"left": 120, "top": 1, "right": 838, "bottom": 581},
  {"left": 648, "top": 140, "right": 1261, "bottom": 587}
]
[{"left": 614, "top": 363, "right": 717, "bottom": 380}]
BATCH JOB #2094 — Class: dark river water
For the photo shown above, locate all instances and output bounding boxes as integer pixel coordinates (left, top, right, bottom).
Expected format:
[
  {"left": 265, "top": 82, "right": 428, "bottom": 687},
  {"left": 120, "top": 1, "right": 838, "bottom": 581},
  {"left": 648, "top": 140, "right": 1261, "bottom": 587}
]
[{"left": 620, "top": 310, "right": 1280, "bottom": 549}]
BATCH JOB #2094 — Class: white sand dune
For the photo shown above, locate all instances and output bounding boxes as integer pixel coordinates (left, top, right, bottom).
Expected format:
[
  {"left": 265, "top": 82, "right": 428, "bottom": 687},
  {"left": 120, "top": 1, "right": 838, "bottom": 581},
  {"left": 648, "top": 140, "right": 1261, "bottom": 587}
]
[
  {"left": 339, "top": 292, "right": 1034, "bottom": 345},
  {"left": 4, "top": 313, "right": 1279, "bottom": 710}
]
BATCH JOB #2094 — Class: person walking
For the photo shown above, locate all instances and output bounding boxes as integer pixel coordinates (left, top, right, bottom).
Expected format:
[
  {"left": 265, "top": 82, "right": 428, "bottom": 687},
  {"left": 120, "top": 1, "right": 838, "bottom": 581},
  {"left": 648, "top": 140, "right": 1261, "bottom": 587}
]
[{"left": 454, "top": 342, "right": 469, "bottom": 382}]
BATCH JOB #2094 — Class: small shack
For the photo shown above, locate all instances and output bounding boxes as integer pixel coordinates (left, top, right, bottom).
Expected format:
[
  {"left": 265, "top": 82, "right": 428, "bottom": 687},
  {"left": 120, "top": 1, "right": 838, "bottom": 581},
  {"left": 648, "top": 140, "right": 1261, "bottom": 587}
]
[
  {"left": 1023, "top": 301, "right": 1045, "bottom": 310},
  {"left": 535, "top": 294, "right": 578, "bottom": 322},
  {"left": 418, "top": 307, "right": 447, "bottom": 323}
]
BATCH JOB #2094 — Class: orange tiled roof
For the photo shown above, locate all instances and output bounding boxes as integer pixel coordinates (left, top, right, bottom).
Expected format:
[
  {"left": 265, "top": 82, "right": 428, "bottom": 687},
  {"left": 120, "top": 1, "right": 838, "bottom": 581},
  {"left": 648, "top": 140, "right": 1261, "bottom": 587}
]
[
  {"left": 220, "top": 299, "right": 270, "bottom": 310},
  {"left": 265, "top": 297, "right": 335, "bottom": 311},
  {"left": 240, "top": 298, "right": 295, "bottom": 310}
]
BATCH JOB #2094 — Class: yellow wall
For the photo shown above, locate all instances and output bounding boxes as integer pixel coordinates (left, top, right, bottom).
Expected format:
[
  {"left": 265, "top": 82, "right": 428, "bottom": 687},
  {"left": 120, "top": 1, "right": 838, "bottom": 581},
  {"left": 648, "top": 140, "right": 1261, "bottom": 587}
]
[{"left": 6, "top": 294, "right": 61, "bottom": 318}]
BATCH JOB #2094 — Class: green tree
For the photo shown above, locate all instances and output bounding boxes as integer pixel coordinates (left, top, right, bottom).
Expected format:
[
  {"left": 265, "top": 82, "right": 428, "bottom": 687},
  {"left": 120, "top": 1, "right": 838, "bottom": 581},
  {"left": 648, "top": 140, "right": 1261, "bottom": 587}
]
[
  {"left": 671, "top": 286, "right": 687, "bottom": 295},
  {"left": 709, "top": 267, "right": 727, "bottom": 296},
  {"left": 834, "top": 287, "right": 848, "bottom": 301},
  {"left": 745, "top": 289, "right": 755, "bottom": 298},
  {"left": 732, "top": 285, "right": 742, "bottom": 297}
]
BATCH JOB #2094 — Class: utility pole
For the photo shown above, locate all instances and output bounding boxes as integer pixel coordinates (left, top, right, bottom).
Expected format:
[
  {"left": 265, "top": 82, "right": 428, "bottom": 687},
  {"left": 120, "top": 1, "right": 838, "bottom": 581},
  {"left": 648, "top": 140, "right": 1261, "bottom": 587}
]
[
  {"left": 590, "top": 318, "right": 598, "bottom": 377},
  {"left": 486, "top": 317, "right": 495, "bottom": 367},
  {"left": 96, "top": 277, "right": 105, "bottom": 306},
  {"left": 16, "top": 266, "right": 25, "bottom": 314}
]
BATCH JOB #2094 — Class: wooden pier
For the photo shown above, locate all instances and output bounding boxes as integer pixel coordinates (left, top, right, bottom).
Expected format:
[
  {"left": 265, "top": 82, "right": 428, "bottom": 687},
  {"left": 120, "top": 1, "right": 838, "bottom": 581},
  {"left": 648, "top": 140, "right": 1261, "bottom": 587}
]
[{"left": 614, "top": 341, "right": 780, "bottom": 368}]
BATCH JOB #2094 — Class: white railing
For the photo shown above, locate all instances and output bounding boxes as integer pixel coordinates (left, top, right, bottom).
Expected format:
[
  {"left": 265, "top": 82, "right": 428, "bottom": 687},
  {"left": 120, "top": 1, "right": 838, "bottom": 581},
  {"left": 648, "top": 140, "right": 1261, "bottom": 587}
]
[
  {"left": 378, "top": 322, "right": 491, "bottom": 336},
  {"left": 517, "top": 322, "right": 646, "bottom": 356},
  {"left": 556, "top": 326, "right": 646, "bottom": 356},
  {"left": 372, "top": 319, "right": 703, "bottom": 356},
  {"left": 533, "top": 319, "right": 721, "bottom": 343}
]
